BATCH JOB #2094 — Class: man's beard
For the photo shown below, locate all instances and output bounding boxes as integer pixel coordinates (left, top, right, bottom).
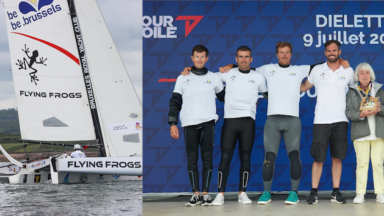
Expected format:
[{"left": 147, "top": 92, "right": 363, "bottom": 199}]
[{"left": 327, "top": 55, "right": 339, "bottom": 63}]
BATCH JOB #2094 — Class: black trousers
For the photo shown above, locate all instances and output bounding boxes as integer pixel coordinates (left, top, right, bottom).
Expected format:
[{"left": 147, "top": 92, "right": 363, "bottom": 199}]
[
  {"left": 217, "top": 117, "right": 255, "bottom": 192},
  {"left": 184, "top": 120, "right": 215, "bottom": 192}
]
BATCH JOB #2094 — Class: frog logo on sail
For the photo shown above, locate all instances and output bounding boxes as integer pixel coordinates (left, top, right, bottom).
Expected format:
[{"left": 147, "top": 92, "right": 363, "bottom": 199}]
[
  {"left": 16, "top": 44, "right": 47, "bottom": 85},
  {"left": 7, "top": 0, "right": 62, "bottom": 30}
]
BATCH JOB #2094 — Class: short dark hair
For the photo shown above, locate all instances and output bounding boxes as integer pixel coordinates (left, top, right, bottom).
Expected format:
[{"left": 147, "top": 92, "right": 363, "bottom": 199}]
[
  {"left": 192, "top": 45, "right": 209, "bottom": 57},
  {"left": 236, "top": 45, "right": 252, "bottom": 56},
  {"left": 275, "top": 42, "right": 292, "bottom": 54},
  {"left": 324, "top": 40, "right": 341, "bottom": 50}
]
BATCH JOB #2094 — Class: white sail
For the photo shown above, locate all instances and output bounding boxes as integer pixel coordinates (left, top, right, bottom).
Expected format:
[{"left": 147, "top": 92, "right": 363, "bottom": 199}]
[
  {"left": 75, "top": 0, "right": 142, "bottom": 157},
  {"left": 3, "top": 0, "right": 96, "bottom": 141}
]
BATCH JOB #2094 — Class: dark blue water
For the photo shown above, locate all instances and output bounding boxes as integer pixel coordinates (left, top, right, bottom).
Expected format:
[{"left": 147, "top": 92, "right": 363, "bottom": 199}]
[{"left": 0, "top": 162, "right": 142, "bottom": 216}]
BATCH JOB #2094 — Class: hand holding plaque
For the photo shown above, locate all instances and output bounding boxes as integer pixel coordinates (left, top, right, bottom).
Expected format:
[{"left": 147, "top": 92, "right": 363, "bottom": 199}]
[{"left": 360, "top": 96, "right": 379, "bottom": 111}]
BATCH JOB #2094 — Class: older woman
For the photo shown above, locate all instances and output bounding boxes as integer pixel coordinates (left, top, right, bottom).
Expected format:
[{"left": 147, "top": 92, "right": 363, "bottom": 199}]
[{"left": 346, "top": 62, "right": 384, "bottom": 204}]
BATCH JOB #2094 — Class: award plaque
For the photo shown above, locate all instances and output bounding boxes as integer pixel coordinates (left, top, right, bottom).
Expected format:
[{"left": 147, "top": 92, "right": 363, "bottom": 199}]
[{"left": 360, "top": 96, "right": 379, "bottom": 111}]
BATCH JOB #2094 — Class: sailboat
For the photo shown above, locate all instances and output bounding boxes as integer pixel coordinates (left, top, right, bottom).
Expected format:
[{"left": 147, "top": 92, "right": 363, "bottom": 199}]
[{"left": 0, "top": 0, "right": 142, "bottom": 184}]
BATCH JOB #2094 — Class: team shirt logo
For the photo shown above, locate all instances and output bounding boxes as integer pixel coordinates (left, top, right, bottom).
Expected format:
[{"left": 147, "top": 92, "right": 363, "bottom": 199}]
[
  {"left": 185, "top": 79, "right": 190, "bottom": 85},
  {"left": 269, "top": 70, "right": 276, "bottom": 76},
  {"left": 230, "top": 75, "right": 236, "bottom": 81},
  {"left": 320, "top": 72, "right": 326, "bottom": 78},
  {"left": 248, "top": 79, "right": 255, "bottom": 84},
  {"left": 288, "top": 72, "right": 296, "bottom": 76},
  {"left": 204, "top": 80, "right": 211, "bottom": 84},
  {"left": 338, "top": 76, "right": 346, "bottom": 81}
]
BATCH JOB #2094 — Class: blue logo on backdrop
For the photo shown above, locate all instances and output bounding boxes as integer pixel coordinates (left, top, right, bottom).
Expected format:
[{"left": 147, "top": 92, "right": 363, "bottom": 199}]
[{"left": 143, "top": 0, "right": 383, "bottom": 193}]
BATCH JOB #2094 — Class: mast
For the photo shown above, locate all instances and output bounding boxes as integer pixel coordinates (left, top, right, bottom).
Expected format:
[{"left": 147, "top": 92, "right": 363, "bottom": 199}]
[{"left": 67, "top": 0, "right": 106, "bottom": 157}]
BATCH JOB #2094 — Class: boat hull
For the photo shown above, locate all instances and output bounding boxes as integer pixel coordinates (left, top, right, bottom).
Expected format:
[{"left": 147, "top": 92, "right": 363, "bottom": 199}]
[{"left": 4, "top": 170, "right": 141, "bottom": 184}]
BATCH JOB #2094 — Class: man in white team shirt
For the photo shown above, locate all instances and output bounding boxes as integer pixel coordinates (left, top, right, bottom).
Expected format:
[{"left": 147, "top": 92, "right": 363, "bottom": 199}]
[
  {"left": 71, "top": 144, "right": 86, "bottom": 158},
  {"left": 219, "top": 42, "right": 349, "bottom": 205},
  {"left": 168, "top": 45, "right": 225, "bottom": 207},
  {"left": 213, "top": 46, "right": 267, "bottom": 206},
  {"left": 181, "top": 46, "right": 268, "bottom": 205},
  {"left": 300, "top": 40, "right": 354, "bottom": 204}
]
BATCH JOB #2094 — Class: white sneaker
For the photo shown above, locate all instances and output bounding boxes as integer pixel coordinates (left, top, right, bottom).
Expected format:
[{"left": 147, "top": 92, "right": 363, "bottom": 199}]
[
  {"left": 353, "top": 194, "right": 365, "bottom": 204},
  {"left": 238, "top": 192, "right": 252, "bottom": 204},
  {"left": 376, "top": 193, "right": 384, "bottom": 203},
  {"left": 212, "top": 193, "right": 224, "bottom": 206}
]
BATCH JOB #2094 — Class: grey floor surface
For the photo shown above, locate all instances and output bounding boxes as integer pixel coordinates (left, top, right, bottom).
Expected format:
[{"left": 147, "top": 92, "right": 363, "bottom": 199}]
[{"left": 143, "top": 192, "right": 384, "bottom": 216}]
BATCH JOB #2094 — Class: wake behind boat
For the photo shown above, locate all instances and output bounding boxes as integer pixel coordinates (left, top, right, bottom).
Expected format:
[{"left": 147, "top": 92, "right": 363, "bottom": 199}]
[{"left": 1, "top": 0, "right": 142, "bottom": 184}]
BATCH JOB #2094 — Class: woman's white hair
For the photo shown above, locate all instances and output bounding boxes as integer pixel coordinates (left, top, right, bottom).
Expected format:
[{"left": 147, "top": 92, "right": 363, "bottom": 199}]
[{"left": 354, "top": 62, "right": 376, "bottom": 82}]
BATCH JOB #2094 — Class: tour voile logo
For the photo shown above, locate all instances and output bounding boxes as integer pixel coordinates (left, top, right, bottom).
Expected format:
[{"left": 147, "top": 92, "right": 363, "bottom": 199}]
[{"left": 142, "top": 15, "right": 204, "bottom": 38}]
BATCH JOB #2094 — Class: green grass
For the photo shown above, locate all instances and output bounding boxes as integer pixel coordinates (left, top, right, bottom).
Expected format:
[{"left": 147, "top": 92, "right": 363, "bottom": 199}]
[
  {"left": 0, "top": 142, "right": 98, "bottom": 153},
  {"left": 0, "top": 133, "right": 98, "bottom": 153}
]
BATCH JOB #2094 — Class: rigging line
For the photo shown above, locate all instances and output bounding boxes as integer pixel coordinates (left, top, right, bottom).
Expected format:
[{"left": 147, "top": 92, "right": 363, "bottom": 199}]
[
  {"left": 11, "top": 74, "right": 91, "bottom": 78},
  {"left": 100, "top": 116, "right": 118, "bottom": 157},
  {"left": 93, "top": 1, "right": 142, "bottom": 107},
  {"left": 74, "top": 0, "right": 91, "bottom": 26},
  {"left": 81, "top": 47, "right": 106, "bottom": 156},
  {"left": 90, "top": 79, "right": 114, "bottom": 157}
]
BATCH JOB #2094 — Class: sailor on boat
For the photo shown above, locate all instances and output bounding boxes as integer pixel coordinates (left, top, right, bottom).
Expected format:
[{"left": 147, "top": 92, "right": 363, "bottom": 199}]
[{"left": 71, "top": 144, "right": 86, "bottom": 158}]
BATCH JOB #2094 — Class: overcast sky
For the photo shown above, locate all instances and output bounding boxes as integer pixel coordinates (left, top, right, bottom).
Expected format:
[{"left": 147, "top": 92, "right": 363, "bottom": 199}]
[{"left": 0, "top": 0, "right": 142, "bottom": 110}]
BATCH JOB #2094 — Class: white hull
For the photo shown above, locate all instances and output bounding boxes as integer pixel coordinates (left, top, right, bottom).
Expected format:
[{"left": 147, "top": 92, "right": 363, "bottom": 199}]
[
  {"left": 0, "top": 153, "right": 142, "bottom": 184},
  {"left": 2, "top": 170, "right": 141, "bottom": 184}
]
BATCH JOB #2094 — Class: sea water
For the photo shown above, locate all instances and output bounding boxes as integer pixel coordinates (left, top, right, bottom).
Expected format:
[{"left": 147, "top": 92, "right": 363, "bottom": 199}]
[{"left": 0, "top": 163, "right": 142, "bottom": 216}]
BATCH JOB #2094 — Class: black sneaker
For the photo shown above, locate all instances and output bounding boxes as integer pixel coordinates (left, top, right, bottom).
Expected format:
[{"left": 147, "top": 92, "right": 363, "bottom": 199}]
[
  {"left": 185, "top": 193, "right": 201, "bottom": 207},
  {"left": 306, "top": 191, "right": 318, "bottom": 204},
  {"left": 331, "top": 191, "right": 346, "bottom": 204},
  {"left": 201, "top": 194, "right": 212, "bottom": 206}
]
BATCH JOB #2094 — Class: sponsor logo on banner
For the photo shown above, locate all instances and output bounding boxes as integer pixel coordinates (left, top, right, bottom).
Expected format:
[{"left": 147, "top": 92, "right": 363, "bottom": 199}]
[
  {"left": 79, "top": 174, "right": 88, "bottom": 182},
  {"left": 108, "top": 122, "right": 142, "bottom": 133},
  {"left": 28, "top": 159, "right": 48, "bottom": 170},
  {"left": 112, "top": 175, "right": 120, "bottom": 180},
  {"left": 8, "top": 166, "right": 22, "bottom": 174},
  {"left": 7, "top": 0, "right": 62, "bottom": 31},
  {"left": 142, "top": 15, "right": 203, "bottom": 38}
]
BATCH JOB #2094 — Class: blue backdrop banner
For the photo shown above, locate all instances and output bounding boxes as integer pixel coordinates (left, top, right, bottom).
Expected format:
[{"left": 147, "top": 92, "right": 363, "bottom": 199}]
[{"left": 143, "top": 0, "right": 384, "bottom": 193}]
